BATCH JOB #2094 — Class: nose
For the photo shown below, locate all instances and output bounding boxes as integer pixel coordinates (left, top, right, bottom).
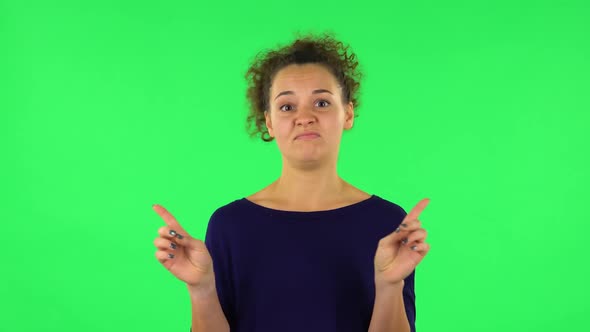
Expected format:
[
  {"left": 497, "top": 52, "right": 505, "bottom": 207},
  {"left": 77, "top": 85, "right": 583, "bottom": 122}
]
[{"left": 295, "top": 107, "right": 316, "bottom": 127}]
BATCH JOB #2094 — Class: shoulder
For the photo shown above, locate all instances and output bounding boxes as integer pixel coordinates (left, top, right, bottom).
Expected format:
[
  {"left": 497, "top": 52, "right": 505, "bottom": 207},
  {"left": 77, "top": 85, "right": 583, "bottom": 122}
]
[
  {"left": 209, "top": 198, "right": 247, "bottom": 222},
  {"left": 370, "top": 194, "right": 408, "bottom": 216},
  {"left": 204, "top": 198, "right": 249, "bottom": 242}
]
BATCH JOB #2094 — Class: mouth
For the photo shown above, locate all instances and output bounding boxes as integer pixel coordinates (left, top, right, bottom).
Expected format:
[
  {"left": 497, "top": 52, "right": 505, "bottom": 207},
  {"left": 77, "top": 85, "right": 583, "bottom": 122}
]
[{"left": 295, "top": 133, "right": 320, "bottom": 140}]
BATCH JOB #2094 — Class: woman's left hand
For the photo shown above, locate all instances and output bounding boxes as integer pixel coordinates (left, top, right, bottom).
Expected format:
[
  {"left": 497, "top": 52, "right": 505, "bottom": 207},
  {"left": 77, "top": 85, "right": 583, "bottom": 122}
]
[{"left": 374, "top": 198, "right": 431, "bottom": 287}]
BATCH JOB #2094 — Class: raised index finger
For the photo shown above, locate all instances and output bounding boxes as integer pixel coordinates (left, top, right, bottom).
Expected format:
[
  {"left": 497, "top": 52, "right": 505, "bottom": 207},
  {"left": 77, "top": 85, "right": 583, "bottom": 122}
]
[
  {"left": 403, "top": 198, "right": 430, "bottom": 222},
  {"left": 152, "top": 204, "right": 187, "bottom": 234}
]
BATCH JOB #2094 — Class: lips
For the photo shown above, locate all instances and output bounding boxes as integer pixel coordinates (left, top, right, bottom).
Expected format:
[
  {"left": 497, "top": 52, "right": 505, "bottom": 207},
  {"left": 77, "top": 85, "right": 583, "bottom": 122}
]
[{"left": 295, "top": 132, "right": 320, "bottom": 140}]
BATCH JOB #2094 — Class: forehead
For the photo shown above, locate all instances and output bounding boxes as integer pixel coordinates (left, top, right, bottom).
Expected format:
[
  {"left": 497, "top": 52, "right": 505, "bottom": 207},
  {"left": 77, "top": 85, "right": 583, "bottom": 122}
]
[{"left": 271, "top": 63, "right": 339, "bottom": 90}]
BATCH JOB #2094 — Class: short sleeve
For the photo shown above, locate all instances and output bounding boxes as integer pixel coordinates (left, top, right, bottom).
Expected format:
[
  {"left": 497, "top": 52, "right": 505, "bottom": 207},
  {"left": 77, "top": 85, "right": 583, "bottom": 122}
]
[
  {"left": 189, "top": 209, "right": 235, "bottom": 332},
  {"left": 398, "top": 204, "right": 416, "bottom": 332},
  {"left": 403, "top": 269, "right": 416, "bottom": 332},
  {"left": 202, "top": 208, "right": 236, "bottom": 328}
]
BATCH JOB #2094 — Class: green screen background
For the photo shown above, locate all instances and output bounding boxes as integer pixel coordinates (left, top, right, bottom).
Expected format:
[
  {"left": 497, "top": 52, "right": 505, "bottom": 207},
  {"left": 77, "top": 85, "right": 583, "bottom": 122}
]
[{"left": 1, "top": 0, "right": 588, "bottom": 331}]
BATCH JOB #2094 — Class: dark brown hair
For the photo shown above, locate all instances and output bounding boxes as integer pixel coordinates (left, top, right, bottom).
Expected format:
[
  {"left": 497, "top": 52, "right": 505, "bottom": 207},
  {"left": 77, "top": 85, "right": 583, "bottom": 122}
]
[{"left": 244, "top": 31, "right": 363, "bottom": 142}]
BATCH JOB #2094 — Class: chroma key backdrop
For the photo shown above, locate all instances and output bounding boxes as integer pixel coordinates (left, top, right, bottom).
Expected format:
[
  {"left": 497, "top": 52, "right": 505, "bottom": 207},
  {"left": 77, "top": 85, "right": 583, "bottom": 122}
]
[{"left": 1, "top": 0, "right": 588, "bottom": 331}]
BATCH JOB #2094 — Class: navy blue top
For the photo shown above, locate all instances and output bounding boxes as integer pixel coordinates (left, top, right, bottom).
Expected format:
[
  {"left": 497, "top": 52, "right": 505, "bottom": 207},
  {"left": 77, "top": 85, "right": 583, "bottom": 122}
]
[{"left": 197, "top": 194, "right": 416, "bottom": 332}]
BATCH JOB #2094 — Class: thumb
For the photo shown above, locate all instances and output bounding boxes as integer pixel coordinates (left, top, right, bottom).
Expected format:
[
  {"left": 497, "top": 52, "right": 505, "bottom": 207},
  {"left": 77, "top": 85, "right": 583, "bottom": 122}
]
[
  {"left": 378, "top": 225, "right": 405, "bottom": 247},
  {"left": 183, "top": 234, "right": 207, "bottom": 251}
]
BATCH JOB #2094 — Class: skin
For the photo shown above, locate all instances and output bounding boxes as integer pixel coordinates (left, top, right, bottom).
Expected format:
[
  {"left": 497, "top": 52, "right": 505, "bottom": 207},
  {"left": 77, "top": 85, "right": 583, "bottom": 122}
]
[
  {"left": 374, "top": 198, "right": 431, "bottom": 287},
  {"left": 151, "top": 63, "right": 362, "bottom": 289},
  {"left": 152, "top": 63, "right": 432, "bottom": 306},
  {"left": 258, "top": 62, "right": 361, "bottom": 210},
  {"left": 261, "top": 63, "right": 433, "bottom": 287}
]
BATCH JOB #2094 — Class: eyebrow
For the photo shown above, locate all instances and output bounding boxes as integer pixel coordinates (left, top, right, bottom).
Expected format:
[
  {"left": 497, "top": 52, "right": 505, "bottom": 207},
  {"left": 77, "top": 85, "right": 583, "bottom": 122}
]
[{"left": 274, "top": 89, "right": 333, "bottom": 101}]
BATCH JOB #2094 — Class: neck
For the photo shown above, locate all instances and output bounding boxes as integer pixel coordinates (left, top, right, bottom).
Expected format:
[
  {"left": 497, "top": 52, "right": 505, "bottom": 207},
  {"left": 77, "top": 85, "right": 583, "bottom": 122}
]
[{"left": 268, "top": 159, "right": 349, "bottom": 210}]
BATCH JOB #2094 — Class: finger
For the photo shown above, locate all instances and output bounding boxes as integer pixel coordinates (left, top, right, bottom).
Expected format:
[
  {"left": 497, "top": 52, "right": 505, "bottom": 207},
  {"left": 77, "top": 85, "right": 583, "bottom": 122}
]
[
  {"left": 401, "top": 229, "right": 427, "bottom": 245},
  {"left": 408, "top": 242, "right": 430, "bottom": 253},
  {"left": 154, "top": 237, "right": 179, "bottom": 251},
  {"left": 155, "top": 250, "right": 176, "bottom": 264},
  {"left": 397, "top": 219, "right": 422, "bottom": 233},
  {"left": 392, "top": 219, "right": 421, "bottom": 246},
  {"left": 158, "top": 225, "right": 189, "bottom": 243},
  {"left": 402, "top": 198, "right": 430, "bottom": 224},
  {"left": 380, "top": 217, "right": 424, "bottom": 247},
  {"left": 153, "top": 204, "right": 189, "bottom": 236},
  {"left": 380, "top": 221, "right": 415, "bottom": 247}
]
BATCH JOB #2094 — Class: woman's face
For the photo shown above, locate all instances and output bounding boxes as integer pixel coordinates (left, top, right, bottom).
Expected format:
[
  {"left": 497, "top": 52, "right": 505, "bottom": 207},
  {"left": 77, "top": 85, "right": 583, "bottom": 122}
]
[{"left": 265, "top": 63, "right": 354, "bottom": 166}]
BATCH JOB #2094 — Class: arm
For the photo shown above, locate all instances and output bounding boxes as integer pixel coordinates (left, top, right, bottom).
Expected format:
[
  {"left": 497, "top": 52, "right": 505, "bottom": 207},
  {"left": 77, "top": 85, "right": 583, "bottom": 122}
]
[
  {"left": 188, "top": 283, "right": 230, "bottom": 332},
  {"left": 367, "top": 281, "right": 412, "bottom": 332}
]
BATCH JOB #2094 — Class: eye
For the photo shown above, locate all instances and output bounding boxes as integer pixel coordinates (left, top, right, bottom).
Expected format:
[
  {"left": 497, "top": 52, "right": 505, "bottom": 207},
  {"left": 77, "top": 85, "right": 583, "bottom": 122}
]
[
  {"left": 279, "top": 104, "right": 294, "bottom": 112},
  {"left": 316, "top": 100, "right": 331, "bottom": 108},
  {"left": 278, "top": 100, "right": 331, "bottom": 112}
]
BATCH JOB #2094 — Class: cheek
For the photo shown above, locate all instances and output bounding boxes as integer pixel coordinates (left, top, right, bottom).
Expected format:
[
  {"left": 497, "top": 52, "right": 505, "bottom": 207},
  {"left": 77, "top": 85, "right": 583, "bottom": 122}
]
[
  {"left": 275, "top": 115, "right": 296, "bottom": 129},
  {"left": 274, "top": 123, "right": 290, "bottom": 136}
]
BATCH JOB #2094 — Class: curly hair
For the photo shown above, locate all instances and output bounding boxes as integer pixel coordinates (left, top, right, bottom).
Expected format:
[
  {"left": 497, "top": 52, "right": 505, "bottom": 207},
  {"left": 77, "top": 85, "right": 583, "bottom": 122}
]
[{"left": 244, "top": 31, "right": 363, "bottom": 142}]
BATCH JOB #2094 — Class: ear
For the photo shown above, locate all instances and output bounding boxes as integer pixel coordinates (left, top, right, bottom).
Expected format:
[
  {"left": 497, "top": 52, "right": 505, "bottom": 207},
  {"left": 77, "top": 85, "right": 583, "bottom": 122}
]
[
  {"left": 344, "top": 102, "right": 354, "bottom": 130},
  {"left": 265, "top": 111, "right": 274, "bottom": 137}
]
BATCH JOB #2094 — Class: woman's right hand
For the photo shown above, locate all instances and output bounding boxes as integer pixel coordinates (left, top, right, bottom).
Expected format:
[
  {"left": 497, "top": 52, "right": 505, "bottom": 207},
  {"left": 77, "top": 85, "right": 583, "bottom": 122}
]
[{"left": 153, "top": 204, "right": 214, "bottom": 289}]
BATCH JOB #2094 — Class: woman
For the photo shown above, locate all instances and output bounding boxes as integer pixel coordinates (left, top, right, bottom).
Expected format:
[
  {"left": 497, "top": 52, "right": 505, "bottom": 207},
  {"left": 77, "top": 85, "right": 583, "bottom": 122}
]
[{"left": 153, "top": 32, "right": 431, "bottom": 332}]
